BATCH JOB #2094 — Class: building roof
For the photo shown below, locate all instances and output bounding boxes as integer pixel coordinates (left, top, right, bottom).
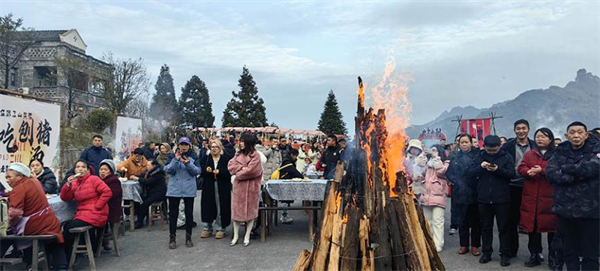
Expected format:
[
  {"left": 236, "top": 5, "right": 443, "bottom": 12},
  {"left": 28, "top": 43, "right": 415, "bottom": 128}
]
[{"left": 15, "top": 30, "right": 69, "bottom": 42}]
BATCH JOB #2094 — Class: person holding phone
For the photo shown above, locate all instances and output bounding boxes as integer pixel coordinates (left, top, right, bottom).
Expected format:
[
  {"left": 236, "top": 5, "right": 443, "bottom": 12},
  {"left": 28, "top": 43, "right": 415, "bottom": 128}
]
[{"left": 468, "top": 135, "right": 516, "bottom": 267}]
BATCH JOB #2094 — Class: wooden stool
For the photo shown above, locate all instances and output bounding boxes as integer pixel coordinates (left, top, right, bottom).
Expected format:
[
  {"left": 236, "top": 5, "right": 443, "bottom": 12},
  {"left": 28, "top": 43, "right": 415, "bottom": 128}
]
[
  {"left": 148, "top": 202, "right": 166, "bottom": 231},
  {"left": 95, "top": 222, "right": 121, "bottom": 257},
  {"left": 68, "top": 226, "right": 96, "bottom": 271},
  {"left": 122, "top": 200, "right": 135, "bottom": 232},
  {"left": 0, "top": 234, "right": 56, "bottom": 271}
]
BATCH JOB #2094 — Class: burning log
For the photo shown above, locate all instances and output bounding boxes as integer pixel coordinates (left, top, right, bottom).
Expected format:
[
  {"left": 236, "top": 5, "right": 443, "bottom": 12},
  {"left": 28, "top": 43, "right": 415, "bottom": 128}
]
[{"left": 296, "top": 77, "right": 444, "bottom": 271}]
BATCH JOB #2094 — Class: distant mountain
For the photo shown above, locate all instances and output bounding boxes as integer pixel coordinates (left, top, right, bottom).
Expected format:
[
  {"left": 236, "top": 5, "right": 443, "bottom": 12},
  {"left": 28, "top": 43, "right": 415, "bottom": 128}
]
[{"left": 407, "top": 69, "right": 600, "bottom": 140}]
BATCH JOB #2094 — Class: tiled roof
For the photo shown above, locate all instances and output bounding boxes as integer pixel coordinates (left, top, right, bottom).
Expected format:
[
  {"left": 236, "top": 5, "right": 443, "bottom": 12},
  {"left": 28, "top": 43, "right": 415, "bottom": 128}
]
[{"left": 14, "top": 30, "right": 69, "bottom": 42}]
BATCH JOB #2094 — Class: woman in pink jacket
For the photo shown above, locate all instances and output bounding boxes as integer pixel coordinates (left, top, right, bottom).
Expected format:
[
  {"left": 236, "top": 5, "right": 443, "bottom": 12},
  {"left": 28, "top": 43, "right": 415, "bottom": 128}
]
[
  {"left": 420, "top": 144, "right": 450, "bottom": 253},
  {"left": 228, "top": 134, "right": 263, "bottom": 247}
]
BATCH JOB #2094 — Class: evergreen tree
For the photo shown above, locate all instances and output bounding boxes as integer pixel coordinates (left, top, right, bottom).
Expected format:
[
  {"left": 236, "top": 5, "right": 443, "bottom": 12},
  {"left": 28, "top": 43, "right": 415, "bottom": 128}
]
[
  {"left": 318, "top": 90, "right": 347, "bottom": 135},
  {"left": 149, "top": 64, "right": 178, "bottom": 124},
  {"left": 179, "top": 75, "right": 215, "bottom": 128},
  {"left": 222, "top": 66, "right": 268, "bottom": 127}
]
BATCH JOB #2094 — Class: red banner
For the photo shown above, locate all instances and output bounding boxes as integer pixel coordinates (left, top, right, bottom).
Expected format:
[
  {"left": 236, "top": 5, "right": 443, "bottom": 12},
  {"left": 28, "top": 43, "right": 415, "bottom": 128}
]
[{"left": 459, "top": 118, "right": 493, "bottom": 148}]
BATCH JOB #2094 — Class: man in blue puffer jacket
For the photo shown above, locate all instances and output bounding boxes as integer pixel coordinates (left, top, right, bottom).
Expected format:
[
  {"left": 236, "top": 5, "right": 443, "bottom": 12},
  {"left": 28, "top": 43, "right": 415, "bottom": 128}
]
[{"left": 79, "top": 135, "right": 112, "bottom": 176}]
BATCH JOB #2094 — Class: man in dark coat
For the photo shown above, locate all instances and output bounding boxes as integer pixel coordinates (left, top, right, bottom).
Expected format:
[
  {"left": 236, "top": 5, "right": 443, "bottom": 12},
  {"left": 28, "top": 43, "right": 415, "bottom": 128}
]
[
  {"left": 446, "top": 134, "right": 480, "bottom": 256},
  {"left": 79, "top": 135, "right": 113, "bottom": 176},
  {"left": 468, "top": 135, "right": 516, "bottom": 267},
  {"left": 320, "top": 134, "right": 342, "bottom": 180},
  {"left": 501, "top": 119, "right": 537, "bottom": 257},
  {"left": 278, "top": 149, "right": 304, "bottom": 224},
  {"left": 547, "top": 122, "right": 599, "bottom": 271}
]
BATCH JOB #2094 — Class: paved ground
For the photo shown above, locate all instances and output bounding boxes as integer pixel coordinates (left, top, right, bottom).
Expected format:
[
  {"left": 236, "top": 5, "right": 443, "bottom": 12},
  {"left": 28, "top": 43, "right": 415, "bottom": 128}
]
[
  {"left": 90, "top": 196, "right": 554, "bottom": 270},
  {"left": 5, "top": 195, "right": 552, "bottom": 270}
]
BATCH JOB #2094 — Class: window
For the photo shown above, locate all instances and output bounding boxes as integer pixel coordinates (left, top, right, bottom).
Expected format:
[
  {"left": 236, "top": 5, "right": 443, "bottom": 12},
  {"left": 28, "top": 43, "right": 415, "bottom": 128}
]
[
  {"left": 34, "top": 66, "right": 57, "bottom": 87},
  {"left": 10, "top": 68, "right": 17, "bottom": 86}
]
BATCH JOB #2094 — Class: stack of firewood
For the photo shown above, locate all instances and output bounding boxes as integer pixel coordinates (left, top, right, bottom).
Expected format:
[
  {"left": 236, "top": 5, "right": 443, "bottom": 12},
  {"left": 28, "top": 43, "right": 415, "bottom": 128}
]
[{"left": 294, "top": 78, "right": 445, "bottom": 271}]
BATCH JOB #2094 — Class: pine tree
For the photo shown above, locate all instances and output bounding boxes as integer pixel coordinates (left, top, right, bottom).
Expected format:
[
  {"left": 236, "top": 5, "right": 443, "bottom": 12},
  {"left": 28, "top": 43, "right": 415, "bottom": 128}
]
[
  {"left": 222, "top": 66, "right": 268, "bottom": 127},
  {"left": 318, "top": 90, "right": 347, "bottom": 135},
  {"left": 179, "top": 75, "right": 215, "bottom": 128},
  {"left": 149, "top": 64, "right": 178, "bottom": 124}
]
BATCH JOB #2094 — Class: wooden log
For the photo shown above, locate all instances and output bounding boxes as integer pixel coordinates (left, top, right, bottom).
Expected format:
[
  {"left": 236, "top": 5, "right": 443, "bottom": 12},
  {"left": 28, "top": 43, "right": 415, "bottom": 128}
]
[
  {"left": 340, "top": 206, "right": 360, "bottom": 271},
  {"left": 385, "top": 198, "right": 407, "bottom": 271},
  {"left": 311, "top": 181, "right": 339, "bottom": 271},
  {"left": 359, "top": 216, "right": 374, "bottom": 271},
  {"left": 327, "top": 194, "right": 344, "bottom": 271},
  {"left": 294, "top": 249, "right": 312, "bottom": 271},
  {"left": 415, "top": 202, "right": 446, "bottom": 271}
]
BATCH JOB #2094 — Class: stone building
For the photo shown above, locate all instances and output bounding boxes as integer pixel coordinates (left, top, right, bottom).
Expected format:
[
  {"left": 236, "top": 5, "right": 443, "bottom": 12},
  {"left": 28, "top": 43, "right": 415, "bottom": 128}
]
[{"left": 3, "top": 29, "right": 111, "bottom": 123}]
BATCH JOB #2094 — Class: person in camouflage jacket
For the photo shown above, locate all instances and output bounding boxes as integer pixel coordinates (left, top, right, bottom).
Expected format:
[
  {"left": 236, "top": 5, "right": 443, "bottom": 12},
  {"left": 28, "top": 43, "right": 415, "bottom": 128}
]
[{"left": 546, "top": 122, "right": 599, "bottom": 271}]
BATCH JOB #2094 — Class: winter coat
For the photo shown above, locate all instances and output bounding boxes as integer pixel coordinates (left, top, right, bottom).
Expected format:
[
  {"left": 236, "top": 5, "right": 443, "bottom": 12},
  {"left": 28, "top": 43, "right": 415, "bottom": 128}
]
[
  {"left": 79, "top": 146, "right": 113, "bottom": 176},
  {"left": 117, "top": 156, "right": 148, "bottom": 179},
  {"left": 468, "top": 149, "right": 516, "bottom": 204},
  {"left": 518, "top": 148, "right": 556, "bottom": 233},
  {"left": 297, "top": 149, "right": 318, "bottom": 172},
  {"left": 258, "top": 145, "right": 282, "bottom": 183},
  {"left": 280, "top": 158, "right": 304, "bottom": 179},
  {"left": 404, "top": 153, "right": 427, "bottom": 195},
  {"left": 420, "top": 158, "right": 449, "bottom": 208},
  {"left": 166, "top": 149, "right": 199, "bottom": 166},
  {"left": 8, "top": 177, "right": 64, "bottom": 243},
  {"left": 547, "top": 136, "right": 600, "bottom": 219},
  {"left": 228, "top": 150, "right": 263, "bottom": 222},
  {"left": 446, "top": 147, "right": 478, "bottom": 227},
  {"left": 501, "top": 138, "right": 537, "bottom": 187},
  {"left": 60, "top": 173, "right": 113, "bottom": 227},
  {"left": 321, "top": 145, "right": 342, "bottom": 179},
  {"left": 164, "top": 156, "right": 201, "bottom": 198},
  {"left": 200, "top": 154, "right": 232, "bottom": 228},
  {"left": 101, "top": 174, "right": 123, "bottom": 224},
  {"left": 35, "top": 167, "right": 58, "bottom": 194},
  {"left": 138, "top": 166, "right": 167, "bottom": 200}
]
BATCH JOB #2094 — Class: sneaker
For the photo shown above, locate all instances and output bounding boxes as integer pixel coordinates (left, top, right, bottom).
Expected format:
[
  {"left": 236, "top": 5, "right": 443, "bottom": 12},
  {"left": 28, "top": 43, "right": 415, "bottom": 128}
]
[
  {"left": 449, "top": 228, "right": 457, "bottom": 235},
  {"left": 479, "top": 254, "right": 492, "bottom": 264},
  {"left": 524, "top": 254, "right": 541, "bottom": 267},
  {"left": 501, "top": 255, "right": 511, "bottom": 267},
  {"left": 436, "top": 247, "right": 443, "bottom": 253},
  {"left": 200, "top": 230, "right": 212, "bottom": 238},
  {"left": 280, "top": 215, "right": 294, "bottom": 224},
  {"left": 215, "top": 231, "right": 226, "bottom": 239}
]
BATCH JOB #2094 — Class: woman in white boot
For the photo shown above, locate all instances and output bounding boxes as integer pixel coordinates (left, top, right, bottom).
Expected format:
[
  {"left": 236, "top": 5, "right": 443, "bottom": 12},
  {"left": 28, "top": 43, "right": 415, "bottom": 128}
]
[
  {"left": 228, "top": 134, "right": 263, "bottom": 247},
  {"left": 420, "top": 144, "right": 450, "bottom": 252}
]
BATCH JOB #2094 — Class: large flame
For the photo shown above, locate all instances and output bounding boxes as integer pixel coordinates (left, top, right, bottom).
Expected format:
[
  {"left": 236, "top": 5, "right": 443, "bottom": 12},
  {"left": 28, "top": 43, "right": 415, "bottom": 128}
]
[{"left": 364, "top": 55, "right": 413, "bottom": 196}]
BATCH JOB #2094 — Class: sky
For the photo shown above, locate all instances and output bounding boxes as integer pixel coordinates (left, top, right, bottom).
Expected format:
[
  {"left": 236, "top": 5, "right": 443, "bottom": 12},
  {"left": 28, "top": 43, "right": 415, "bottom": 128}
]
[{"left": 2, "top": 0, "right": 599, "bottom": 130}]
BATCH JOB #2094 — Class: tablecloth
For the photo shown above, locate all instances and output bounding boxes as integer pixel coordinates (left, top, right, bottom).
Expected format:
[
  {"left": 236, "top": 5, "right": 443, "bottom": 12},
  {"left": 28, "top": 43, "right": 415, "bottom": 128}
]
[
  {"left": 48, "top": 196, "right": 77, "bottom": 223},
  {"left": 265, "top": 179, "right": 328, "bottom": 201},
  {"left": 121, "top": 180, "right": 143, "bottom": 203}
]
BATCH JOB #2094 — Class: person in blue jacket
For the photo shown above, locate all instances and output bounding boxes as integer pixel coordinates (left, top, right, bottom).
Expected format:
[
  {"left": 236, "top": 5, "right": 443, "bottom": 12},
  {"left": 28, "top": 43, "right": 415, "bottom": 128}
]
[
  {"left": 79, "top": 135, "right": 113, "bottom": 176},
  {"left": 164, "top": 137, "right": 201, "bottom": 250}
]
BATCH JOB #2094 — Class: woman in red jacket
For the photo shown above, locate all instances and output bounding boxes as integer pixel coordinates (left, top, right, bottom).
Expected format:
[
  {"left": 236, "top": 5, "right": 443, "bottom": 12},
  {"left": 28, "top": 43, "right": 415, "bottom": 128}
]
[
  {"left": 60, "top": 160, "right": 113, "bottom": 260},
  {"left": 518, "top": 128, "right": 557, "bottom": 268}
]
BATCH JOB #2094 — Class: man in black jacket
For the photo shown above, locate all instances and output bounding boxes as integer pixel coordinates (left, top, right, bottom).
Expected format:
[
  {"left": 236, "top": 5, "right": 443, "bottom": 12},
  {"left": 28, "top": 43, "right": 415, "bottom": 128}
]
[
  {"left": 79, "top": 135, "right": 113, "bottom": 176},
  {"left": 468, "top": 135, "right": 516, "bottom": 267},
  {"left": 321, "top": 134, "right": 342, "bottom": 180},
  {"left": 547, "top": 122, "right": 599, "bottom": 271},
  {"left": 278, "top": 149, "right": 304, "bottom": 224},
  {"left": 500, "top": 119, "right": 536, "bottom": 257}
]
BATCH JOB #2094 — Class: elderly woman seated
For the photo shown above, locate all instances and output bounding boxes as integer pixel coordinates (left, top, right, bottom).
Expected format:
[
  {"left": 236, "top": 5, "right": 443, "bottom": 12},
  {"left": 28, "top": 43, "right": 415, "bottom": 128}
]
[
  {"left": 60, "top": 160, "right": 112, "bottom": 260},
  {"left": 0, "top": 162, "right": 67, "bottom": 270}
]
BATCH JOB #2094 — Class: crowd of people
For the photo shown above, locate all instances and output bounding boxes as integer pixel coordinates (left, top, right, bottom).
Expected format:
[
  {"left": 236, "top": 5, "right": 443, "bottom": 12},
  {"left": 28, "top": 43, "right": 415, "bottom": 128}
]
[
  {"left": 1, "top": 120, "right": 598, "bottom": 271},
  {"left": 405, "top": 120, "right": 600, "bottom": 270}
]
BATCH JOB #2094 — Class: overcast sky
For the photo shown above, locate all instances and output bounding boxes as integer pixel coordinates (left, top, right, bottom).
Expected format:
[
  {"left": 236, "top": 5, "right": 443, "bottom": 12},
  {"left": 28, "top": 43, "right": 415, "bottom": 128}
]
[{"left": 3, "top": 0, "right": 599, "bottom": 130}]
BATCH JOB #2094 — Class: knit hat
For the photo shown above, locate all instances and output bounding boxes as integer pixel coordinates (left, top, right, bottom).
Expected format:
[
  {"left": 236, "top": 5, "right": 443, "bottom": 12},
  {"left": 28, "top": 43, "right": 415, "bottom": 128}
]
[
  {"left": 100, "top": 159, "right": 116, "bottom": 174},
  {"left": 8, "top": 162, "right": 31, "bottom": 177},
  {"left": 407, "top": 139, "right": 423, "bottom": 152}
]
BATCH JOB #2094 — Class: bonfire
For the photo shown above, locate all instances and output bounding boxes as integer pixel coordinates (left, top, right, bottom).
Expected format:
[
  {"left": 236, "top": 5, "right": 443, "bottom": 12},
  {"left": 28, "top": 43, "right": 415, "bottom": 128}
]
[{"left": 294, "top": 77, "right": 445, "bottom": 271}]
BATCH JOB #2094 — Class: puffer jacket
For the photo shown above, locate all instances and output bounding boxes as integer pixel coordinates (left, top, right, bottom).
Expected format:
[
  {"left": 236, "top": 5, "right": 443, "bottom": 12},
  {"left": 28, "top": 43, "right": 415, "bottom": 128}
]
[
  {"left": 36, "top": 167, "right": 58, "bottom": 194},
  {"left": 60, "top": 173, "right": 113, "bottom": 227},
  {"left": 547, "top": 136, "right": 600, "bottom": 219},
  {"left": 101, "top": 174, "right": 123, "bottom": 224},
  {"left": 518, "top": 148, "right": 556, "bottom": 232},
  {"left": 468, "top": 149, "right": 516, "bottom": 204},
  {"left": 420, "top": 158, "right": 449, "bottom": 208},
  {"left": 164, "top": 156, "right": 201, "bottom": 198},
  {"left": 257, "top": 145, "right": 282, "bottom": 182},
  {"left": 117, "top": 156, "right": 148, "bottom": 179},
  {"left": 138, "top": 166, "right": 167, "bottom": 200},
  {"left": 446, "top": 147, "right": 478, "bottom": 205}
]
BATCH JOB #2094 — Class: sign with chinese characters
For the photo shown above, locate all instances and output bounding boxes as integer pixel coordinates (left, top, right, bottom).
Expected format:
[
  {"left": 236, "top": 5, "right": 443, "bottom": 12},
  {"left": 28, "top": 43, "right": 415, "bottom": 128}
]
[
  {"left": 113, "top": 116, "right": 142, "bottom": 163},
  {"left": 0, "top": 94, "right": 61, "bottom": 189}
]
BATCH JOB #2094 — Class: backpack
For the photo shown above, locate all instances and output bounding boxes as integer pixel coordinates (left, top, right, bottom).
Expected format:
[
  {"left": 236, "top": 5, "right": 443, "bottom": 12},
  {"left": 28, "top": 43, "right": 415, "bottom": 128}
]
[
  {"left": 0, "top": 198, "right": 8, "bottom": 237},
  {"left": 270, "top": 164, "right": 293, "bottom": 180}
]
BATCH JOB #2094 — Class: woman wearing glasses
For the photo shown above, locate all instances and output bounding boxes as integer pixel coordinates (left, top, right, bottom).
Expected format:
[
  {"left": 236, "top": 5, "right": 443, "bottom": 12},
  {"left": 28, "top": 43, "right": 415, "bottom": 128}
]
[{"left": 200, "top": 139, "right": 233, "bottom": 239}]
